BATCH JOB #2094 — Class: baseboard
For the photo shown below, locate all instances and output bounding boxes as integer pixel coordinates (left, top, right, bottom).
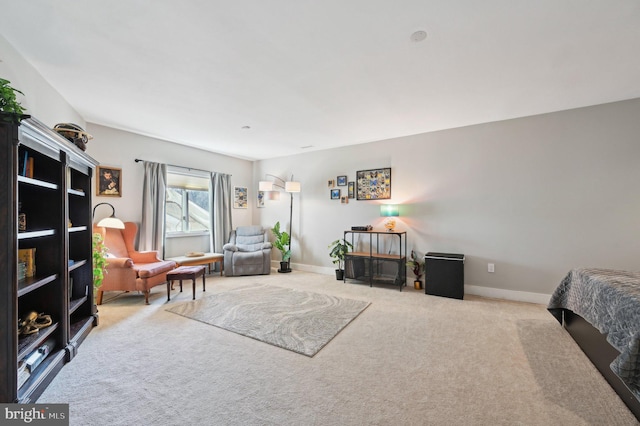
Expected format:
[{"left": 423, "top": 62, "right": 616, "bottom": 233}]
[
  {"left": 464, "top": 284, "right": 550, "bottom": 305},
  {"left": 271, "top": 261, "right": 550, "bottom": 305}
]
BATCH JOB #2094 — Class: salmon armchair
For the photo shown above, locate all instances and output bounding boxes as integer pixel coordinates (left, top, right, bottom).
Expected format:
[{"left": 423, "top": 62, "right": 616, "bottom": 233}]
[{"left": 93, "top": 222, "right": 176, "bottom": 305}]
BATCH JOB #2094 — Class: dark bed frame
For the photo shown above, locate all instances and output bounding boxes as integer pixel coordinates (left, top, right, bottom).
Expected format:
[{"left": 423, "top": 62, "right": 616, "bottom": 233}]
[{"left": 562, "top": 309, "right": 640, "bottom": 420}]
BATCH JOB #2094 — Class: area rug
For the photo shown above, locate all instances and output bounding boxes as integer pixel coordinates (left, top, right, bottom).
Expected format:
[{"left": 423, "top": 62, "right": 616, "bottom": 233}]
[{"left": 166, "top": 284, "right": 370, "bottom": 356}]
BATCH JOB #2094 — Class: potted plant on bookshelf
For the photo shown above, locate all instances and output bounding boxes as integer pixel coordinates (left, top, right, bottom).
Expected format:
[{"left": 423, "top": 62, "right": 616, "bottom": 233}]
[
  {"left": 406, "top": 250, "right": 425, "bottom": 290},
  {"left": 92, "top": 233, "right": 108, "bottom": 304},
  {"left": 0, "top": 78, "right": 28, "bottom": 123},
  {"left": 328, "top": 238, "right": 353, "bottom": 280},
  {"left": 271, "top": 221, "right": 291, "bottom": 273}
]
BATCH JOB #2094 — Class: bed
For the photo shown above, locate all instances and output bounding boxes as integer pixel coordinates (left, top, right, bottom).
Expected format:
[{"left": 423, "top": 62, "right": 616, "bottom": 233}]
[{"left": 548, "top": 268, "right": 640, "bottom": 420}]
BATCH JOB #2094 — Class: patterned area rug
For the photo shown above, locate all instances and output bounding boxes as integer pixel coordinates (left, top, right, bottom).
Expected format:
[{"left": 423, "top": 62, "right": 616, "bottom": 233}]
[{"left": 166, "top": 284, "right": 370, "bottom": 357}]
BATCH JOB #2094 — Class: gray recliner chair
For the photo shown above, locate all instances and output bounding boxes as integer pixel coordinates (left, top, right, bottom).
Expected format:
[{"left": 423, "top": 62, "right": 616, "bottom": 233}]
[{"left": 223, "top": 226, "right": 272, "bottom": 276}]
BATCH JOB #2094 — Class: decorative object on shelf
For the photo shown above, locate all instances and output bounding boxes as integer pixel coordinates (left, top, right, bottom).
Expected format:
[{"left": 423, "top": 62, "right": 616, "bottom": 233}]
[
  {"left": 92, "top": 232, "right": 108, "bottom": 301},
  {"left": 18, "top": 248, "right": 36, "bottom": 278},
  {"left": 234, "top": 186, "right": 248, "bottom": 208},
  {"left": 337, "top": 175, "right": 347, "bottom": 186},
  {"left": 271, "top": 221, "right": 291, "bottom": 273},
  {"left": 348, "top": 181, "right": 355, "bottom": 198},
  {"left": 18, "top": 202, "right": 26, "bottom": 231},
  {"left": 328, "top": 238, "right": 353, "bottom": 280},
  {"left": 53, "top": 123, "right": 93, "bottom": 151},
  {"left": 92, "top": 202, "right": 125, "bottom": 229},
  {"left": 331, "top": 189, "right": 340, "bottom": 199},
  {"left": 0, "top": 78, "right": 27, "bottom": 123},
  {"left": 356, "top": 167, "right": 391, "bottom": 200},
  {"left": 96, "top": 165, "right": 121, "bottom": 197},
  {"left": 406, "top": 250, "right": 425, "bottom": 290},
  {"left": 380, "top": 204, "right": 399, "bottom": 232},
  {"left": 259, "top": 173, "right": 301, "bottom": 271}
]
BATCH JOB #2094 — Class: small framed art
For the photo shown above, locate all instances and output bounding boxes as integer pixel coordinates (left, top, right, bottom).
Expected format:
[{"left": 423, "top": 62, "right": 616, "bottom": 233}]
[
  {"left": 348, "top": 181, "right": 355, "bottom": 198},
  {"left": 234, "top": 186, "right": 248, "bottom": 208},
  {"left": 96, "top": 166, "right": 122, "bottom": 197},
  {"left": 257, "top": 190, "right": 265, "bottom": 208},
  {"left": 331, "top": 189, "right": 341, "bottom": 199},
  {"left": 337, "top": 175, "right": 347, "bottom": 186}
]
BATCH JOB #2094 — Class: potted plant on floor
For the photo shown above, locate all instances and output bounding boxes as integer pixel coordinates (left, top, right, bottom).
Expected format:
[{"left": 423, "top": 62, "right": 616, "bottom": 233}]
[
  {"left": 0, "top": 78, "right": 28, "bottom": 123},
  {"left": 328, "top": 238, "right": 353, "bottom": 280},
  {"left": 271, "top": 221, "right": 291, "bottom": 273},
  {"left": 406, "top": 250, "right": 425, "bottom": 290}
]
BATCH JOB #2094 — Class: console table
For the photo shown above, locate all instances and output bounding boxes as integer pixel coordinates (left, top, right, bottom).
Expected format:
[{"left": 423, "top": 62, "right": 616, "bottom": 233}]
[{"left": 343, "top": 230, "right": 407, "bottom": 291}]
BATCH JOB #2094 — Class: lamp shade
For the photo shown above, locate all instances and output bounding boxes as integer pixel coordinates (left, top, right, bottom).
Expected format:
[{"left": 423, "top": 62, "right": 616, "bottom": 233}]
[
  {"left": 380, "top": 204, "right": 399, "bottom": 217},
  {"left": 285, "top": 181, "right": 301, "bottom": 193},
  {"left": 96, "top": 216, "right": 125, "bottom": 229},
  {"left": 93, "top": 202, "right": 125, "bottom": 229},
  {"left": 259, "top": 181, "right": 274, "bottom": 191}
]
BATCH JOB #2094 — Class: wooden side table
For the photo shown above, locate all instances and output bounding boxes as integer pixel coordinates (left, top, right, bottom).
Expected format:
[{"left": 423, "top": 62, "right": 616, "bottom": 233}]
[{"left": 166, "top": 265, "right": 206, "bottom": 301}]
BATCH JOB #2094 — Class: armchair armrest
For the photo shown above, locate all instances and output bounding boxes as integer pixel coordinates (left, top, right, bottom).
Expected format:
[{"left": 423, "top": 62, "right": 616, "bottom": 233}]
[
  {"left": 262, "top": 242, "right": 272, "bottom": 249},
  {"left": 223, "top": 243, "right": 238, "bottom": 252},
  {"left": 129, "top": 251, "right": 162, "bottom": 263},
  {"left": 105, "top": 257, "right": 134, "bottom": 268}
]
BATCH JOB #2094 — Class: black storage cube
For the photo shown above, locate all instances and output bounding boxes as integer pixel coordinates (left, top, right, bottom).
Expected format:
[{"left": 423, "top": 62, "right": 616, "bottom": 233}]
[{"left": 425, "top": 252, "right": 465, "bottom": 299}]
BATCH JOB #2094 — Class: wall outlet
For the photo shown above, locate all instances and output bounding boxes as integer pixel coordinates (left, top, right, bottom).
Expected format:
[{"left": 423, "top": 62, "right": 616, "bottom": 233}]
[{"left": 488, "top": 263, "right": 495, "bottom": 273}]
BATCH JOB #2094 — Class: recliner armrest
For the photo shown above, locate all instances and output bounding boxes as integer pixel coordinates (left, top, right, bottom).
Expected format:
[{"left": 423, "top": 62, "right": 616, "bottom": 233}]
[{"left": 223, "top": 243, "right": 238, "bottom": 252}]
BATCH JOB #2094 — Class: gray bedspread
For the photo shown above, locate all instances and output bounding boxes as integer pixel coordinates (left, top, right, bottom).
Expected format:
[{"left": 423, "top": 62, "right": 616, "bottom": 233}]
[{"left": 548, "top": 268, "right": 640, "bottom": 400}]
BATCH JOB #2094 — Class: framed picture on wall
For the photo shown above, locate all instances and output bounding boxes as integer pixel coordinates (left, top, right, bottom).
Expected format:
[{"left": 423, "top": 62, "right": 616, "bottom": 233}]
[
  {"left": 234, "top": 186, "right": 248, "bottom": 208},
  {"left": 96, "top": 166, "right": 122, "bottom": 197},
  {"left": 356, "top": 167, "right": 391, "bottom": 200},
  {"left": 257, "top": 190, "right": 265, "bottom": 208},
  {"left": 337, "top": 175, "right": 347, "bottom": 186},
  {"left": 331, "top": 189, "right": 341, "bottom": 199},
  {"left": 348, "top": 181, "right": 355, "bottom": 198}
]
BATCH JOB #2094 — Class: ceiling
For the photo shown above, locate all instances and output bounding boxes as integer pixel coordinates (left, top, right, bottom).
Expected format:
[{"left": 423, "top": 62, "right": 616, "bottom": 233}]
[{"left": 1, "top": 1, "right": 639, "bottom": 161}]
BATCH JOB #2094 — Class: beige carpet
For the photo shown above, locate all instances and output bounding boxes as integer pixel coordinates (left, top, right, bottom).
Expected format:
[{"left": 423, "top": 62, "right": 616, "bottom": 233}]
[
  {"left": 37, "top": 271, "right": 638, "bottom": 425},
  {"left": 166, "top": 283, "right": 370, "bottom": 356}
]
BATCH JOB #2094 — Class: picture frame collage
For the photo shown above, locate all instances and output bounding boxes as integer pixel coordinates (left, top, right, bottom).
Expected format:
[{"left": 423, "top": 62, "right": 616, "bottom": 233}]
[{"left": 328, "top": 167, "right": 391, "bottom": 204}]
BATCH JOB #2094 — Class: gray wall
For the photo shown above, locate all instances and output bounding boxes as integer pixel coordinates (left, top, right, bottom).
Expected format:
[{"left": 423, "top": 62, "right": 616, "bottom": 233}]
[
  {"left": 0, "top": 35, "right": 84, "bottom": 127},
  {"left": 255, "top": 98, "right": 640, "bottom": 301},
  {"left": 85, "top": 123, "right": 254, "bottom": 257}
]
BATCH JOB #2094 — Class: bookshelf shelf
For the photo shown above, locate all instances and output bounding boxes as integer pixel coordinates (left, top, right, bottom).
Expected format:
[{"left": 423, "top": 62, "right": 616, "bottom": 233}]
[{"left": 1, "top": 117, "right": 99, "bottom": 403}]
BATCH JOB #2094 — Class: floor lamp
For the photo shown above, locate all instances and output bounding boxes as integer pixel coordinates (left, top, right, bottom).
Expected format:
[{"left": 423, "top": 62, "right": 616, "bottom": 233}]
[{"left": 259, "top": 174, "right": 301, "bottom": 272}]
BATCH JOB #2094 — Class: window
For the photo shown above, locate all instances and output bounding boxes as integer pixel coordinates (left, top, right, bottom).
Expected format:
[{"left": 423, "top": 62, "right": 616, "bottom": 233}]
[{"left": 165, "top": 168, "right": 210, "bottom": 234}]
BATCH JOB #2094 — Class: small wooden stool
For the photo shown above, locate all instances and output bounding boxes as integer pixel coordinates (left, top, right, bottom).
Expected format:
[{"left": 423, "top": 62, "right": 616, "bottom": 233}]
[{"left": 166, "top": 265, "right": 206, "bottom": 301}]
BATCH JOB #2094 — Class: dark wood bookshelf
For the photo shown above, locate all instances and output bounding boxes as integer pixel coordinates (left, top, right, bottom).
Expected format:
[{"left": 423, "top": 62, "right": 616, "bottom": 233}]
[{"left": 1, "top": 117, "right": 99, "bottom": 403}]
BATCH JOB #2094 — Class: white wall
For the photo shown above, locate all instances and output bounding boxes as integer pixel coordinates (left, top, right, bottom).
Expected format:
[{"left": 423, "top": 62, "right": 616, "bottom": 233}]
[
  {"left": 255, "top": 98, "right": 640, "bottom": 301},
  {"left": 86, "top": 123, "right": 254, "bottom": 257},
  {"left": 0, "top": 35, "right": 84, "bottom": 127}
]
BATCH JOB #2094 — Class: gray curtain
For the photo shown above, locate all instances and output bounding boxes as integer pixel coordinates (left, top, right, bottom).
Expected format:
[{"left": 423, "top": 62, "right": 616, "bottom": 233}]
[
  {"left": 140, "top": 161, "right": 167, "bottom": 255},
  {"left": 210, "top": 172, "right": 232, "bottom": 254}
]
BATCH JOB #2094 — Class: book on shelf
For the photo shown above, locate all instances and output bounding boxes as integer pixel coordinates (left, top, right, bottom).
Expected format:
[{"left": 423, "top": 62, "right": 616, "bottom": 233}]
[
  {"left": 18, "top": 248, "right": 36, "bottom": 278},
  {"left": 20, "top": 151, "right": 34, "bottom": 178},
  {"left": 25, "top": 157, "right": 34, "bottom": 178}
]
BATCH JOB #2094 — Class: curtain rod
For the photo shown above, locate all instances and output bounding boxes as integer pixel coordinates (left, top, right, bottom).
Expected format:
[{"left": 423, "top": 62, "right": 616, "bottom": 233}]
[{"left": 134, "top": 158, "right": 231, "bottom": 176}]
